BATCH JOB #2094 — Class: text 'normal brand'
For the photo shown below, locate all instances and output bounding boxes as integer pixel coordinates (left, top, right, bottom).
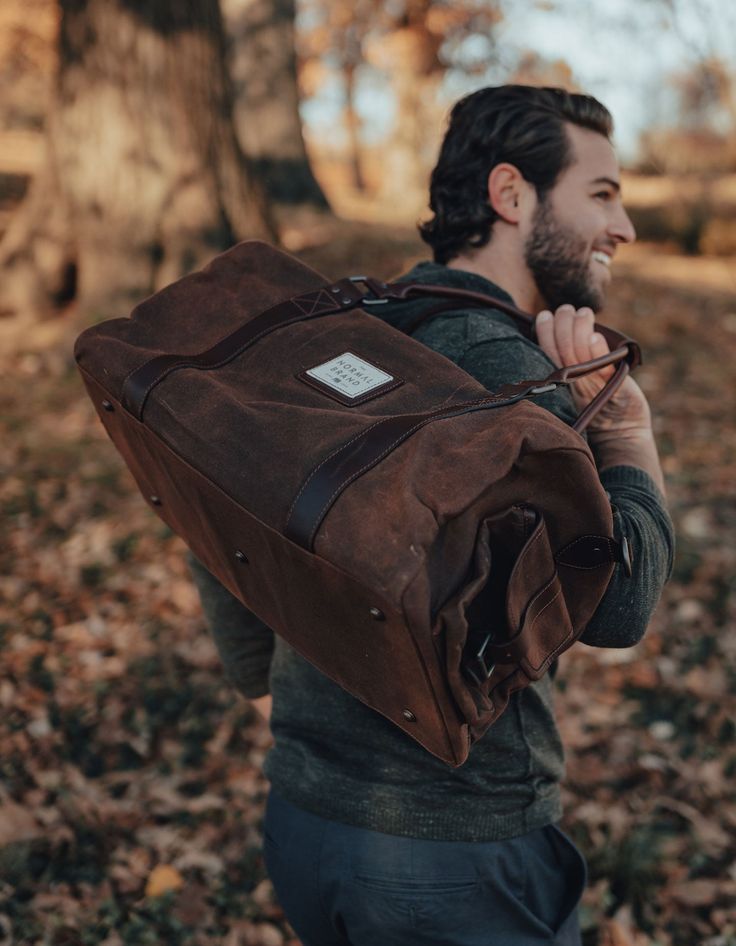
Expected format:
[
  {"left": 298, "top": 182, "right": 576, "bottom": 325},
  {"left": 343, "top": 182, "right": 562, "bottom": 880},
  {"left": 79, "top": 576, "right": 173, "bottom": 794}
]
[{"left": 306, "top": 352, "right": 394, "bottom": 399}]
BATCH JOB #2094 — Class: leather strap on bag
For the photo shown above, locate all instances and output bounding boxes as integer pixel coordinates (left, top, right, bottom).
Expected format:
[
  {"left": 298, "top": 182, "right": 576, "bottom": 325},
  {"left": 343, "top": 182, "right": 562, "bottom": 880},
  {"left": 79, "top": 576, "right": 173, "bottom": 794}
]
[
  {"left": 378, "top": 280, "right": 641, "bottom": 435},
  {"left": 121, "top": 275, "right": 640, "bottom": 430},
  {"left": 120, "top": 275, "right": 640, "bottom": 552}
]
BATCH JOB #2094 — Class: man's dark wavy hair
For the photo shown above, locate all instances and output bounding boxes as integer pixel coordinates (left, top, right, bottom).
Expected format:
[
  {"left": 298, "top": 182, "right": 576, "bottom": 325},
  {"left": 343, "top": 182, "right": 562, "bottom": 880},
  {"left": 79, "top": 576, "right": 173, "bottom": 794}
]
[{"left": 419, "top": 85, "right": 613, "bottom": 264}]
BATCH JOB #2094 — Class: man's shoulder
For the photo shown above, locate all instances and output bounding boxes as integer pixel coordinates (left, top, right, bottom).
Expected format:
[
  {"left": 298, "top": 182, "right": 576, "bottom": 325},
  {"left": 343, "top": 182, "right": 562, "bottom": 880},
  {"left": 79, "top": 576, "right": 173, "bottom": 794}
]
[
  {"left": 414, "top": 307, "right": 525, "bottom": 346},
  {"left": 394, "top": 260, "right": 528, "bottom": 352}
]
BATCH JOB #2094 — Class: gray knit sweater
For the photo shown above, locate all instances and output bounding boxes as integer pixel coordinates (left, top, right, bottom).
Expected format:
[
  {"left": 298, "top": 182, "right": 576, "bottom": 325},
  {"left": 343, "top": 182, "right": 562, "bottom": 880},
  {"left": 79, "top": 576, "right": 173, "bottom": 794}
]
[{"left": 187, "top": 262, "right": 674, "bottom": 841}]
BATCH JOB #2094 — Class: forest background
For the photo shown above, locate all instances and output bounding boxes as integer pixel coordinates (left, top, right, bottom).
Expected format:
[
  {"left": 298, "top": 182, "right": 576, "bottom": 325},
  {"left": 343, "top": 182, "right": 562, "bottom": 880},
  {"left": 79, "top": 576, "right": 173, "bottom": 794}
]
[{"left": 0, "top": 0, "right": 735, "bottom": 944}]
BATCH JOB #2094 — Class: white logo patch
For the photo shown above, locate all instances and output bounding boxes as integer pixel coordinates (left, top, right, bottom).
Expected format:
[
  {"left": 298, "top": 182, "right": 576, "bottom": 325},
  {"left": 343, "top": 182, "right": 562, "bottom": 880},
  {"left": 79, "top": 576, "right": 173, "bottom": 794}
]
[{"left": 306, "top": 352, "right": 394, "bottom": 399}]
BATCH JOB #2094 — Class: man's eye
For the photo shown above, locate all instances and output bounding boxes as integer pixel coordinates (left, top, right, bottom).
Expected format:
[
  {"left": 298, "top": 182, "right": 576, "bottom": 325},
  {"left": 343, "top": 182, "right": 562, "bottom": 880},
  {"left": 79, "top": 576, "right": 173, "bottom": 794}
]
[{"left": 594, "top": 191, "right": 613, "bottom": 201}]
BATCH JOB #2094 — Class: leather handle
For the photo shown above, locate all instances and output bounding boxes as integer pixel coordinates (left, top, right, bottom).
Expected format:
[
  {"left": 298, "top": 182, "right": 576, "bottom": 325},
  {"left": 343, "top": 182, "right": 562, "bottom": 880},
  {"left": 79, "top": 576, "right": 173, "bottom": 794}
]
[
  {"left": 379, "top": 281, "right": 641, "bottom": 434},
  {"left": 383, "top": 280, "right": 641, "bottom": 364},
  {"left": 121, "top": 273, "right": 640, "bottom": 435}
]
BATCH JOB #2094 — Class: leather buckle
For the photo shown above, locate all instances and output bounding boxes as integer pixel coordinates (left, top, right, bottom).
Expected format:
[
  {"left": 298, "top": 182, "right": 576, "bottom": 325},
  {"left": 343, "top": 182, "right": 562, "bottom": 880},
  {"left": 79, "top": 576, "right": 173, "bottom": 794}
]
[{"left": 349, "top": 275, "right": 390, "bottom": 305}]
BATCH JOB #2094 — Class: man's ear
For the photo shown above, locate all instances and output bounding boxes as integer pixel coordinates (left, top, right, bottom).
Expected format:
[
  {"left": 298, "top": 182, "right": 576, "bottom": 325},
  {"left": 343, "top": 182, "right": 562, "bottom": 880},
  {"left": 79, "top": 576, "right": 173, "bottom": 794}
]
[{"left": 487, "top": 163, "right": 529, "bottom": 224}]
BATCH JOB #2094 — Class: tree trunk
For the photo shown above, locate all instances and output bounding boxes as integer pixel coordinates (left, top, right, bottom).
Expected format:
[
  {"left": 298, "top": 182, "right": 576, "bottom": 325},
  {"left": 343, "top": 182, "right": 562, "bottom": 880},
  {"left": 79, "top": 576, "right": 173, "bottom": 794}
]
[
  {"left": 374, "top": 23, "right": 442, "bottom": 204},
  {"left": 0, "top": 0, "right": 274, "bottom": 322},
  {"left": 222, "top": 0, "right": 329, "bottom": 212},
  {"left": 343, "top": 61, "right": 366, "bottom": 193}
]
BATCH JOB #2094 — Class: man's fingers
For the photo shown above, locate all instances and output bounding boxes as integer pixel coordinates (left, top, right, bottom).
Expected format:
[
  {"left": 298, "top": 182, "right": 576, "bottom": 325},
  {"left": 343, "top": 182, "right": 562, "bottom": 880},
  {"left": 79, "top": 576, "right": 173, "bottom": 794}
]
[
  {"left": 553, "top": 304, "right": 577, "bottom": 365},
  {"left": 589, "top": 331, "right": 615, "bottom": 380},
  {"left": 535, "top": 310, "right": 560, "bottom": 366},
  {"left": 537, "top": 306, "right": 613, "bottom": 379},
  {"left": 572, "top": 307, "right": 595, "bottom": 362},
  {"left": 589, "top": 331, "right": 610, "bottom": 357}
]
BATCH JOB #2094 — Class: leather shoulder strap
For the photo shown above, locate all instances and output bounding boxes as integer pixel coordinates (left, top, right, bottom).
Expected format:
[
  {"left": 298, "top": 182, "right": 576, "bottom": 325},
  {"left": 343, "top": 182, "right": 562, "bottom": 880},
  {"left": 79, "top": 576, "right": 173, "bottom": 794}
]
[
  {"left": 374, "top": 280, "right": 640, "bottom": 435},
  {"left": 120, "top": 274, "right": 641, "bottom": 437},
  {"left": 382, "top": 280, "right": 641, "bottom": 370}
]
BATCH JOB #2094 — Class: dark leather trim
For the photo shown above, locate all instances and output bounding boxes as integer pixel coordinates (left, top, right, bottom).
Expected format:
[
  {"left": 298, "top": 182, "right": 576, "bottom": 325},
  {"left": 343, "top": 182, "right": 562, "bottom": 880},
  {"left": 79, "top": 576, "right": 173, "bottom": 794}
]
[
  {"left": 383, "top": 281, "right": 641, "bottom": 371},
  {"left": 121, "top": 275, "right": 641, "bottom": 436},
  {"left": 385, "top": 283, "right": 640, "bottom": 434},
  {"left": 284, "top": 386, "right": 549, "bottom": 550},
  {"left": 120, "top": 278, "right": 368, "bottom": 420},
  {"left": 555, "top": 533, "right": 630, "bottom": 570}
]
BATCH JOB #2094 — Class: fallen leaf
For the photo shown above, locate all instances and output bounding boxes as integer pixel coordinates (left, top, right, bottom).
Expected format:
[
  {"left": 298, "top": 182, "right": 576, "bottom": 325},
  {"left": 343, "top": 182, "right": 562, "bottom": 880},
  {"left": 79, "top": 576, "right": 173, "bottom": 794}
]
[
  {"left": 0, "top": 793, "right": 41, "bottom": 846},
  {"left": 145, "top": 863, "right": 184, "bottom": 898}
]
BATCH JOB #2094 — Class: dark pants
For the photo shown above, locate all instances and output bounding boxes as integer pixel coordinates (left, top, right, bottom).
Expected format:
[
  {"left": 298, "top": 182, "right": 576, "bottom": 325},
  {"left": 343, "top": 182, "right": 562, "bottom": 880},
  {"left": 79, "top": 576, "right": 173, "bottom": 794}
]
[{"left": 263, "top": 791, "right": 587, "bottom": 946}]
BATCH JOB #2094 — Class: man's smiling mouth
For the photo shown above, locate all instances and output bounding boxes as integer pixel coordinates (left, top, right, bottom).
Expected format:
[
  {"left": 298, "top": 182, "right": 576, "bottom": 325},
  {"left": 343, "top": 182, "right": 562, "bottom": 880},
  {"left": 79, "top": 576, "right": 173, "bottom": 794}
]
[{"left": 591, "top": 250, "right": 612, "bottom": 267}]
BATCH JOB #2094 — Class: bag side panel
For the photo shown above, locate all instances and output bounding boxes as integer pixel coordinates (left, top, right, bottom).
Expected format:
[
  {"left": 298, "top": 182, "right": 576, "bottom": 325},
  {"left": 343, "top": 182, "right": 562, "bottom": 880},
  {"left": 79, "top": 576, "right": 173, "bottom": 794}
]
[{"left": 78, "top": 367, "right": 462, "bottom": 766}]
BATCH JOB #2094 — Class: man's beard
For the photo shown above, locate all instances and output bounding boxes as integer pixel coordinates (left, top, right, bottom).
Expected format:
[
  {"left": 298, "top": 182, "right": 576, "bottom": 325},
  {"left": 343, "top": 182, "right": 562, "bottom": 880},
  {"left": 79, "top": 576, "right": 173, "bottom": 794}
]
[{"left": 524, "top": 197, "right": 605, "bottom": 312}]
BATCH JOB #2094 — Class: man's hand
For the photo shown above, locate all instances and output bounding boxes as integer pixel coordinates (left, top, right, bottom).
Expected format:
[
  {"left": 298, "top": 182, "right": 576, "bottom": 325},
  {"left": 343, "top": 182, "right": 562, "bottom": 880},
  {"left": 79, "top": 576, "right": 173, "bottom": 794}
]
[
  {"left": 535, "top": 305, "right": 665, "bottom": 495},
  {"left": 535, "top": 304, "right": 652, "bottom": 438}
]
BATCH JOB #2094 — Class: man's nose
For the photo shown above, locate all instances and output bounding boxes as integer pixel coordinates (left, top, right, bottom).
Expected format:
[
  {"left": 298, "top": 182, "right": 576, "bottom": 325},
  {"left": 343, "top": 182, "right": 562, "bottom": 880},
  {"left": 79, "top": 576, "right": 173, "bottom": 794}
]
[{"left": 611, "top": 205, "right": 636, "bottom": 245}]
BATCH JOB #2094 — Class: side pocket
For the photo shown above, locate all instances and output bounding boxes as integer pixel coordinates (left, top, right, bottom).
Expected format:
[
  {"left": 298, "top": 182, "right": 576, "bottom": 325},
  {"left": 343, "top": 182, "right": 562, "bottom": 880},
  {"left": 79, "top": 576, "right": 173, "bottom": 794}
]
[
  {"left": 434, "top": 505, "right": 540, "bottom": 730},
  {"left": 544, "top": 824, "right": 587, "bottom": 936},
  {"left": 435, "top": 517, "right": 497, "bottom": 728},
  {"left": 433, "top": 505, "right": 575, "bottom": 735},
  {"left": 504, "top": 509, "right": 574, "bottom": 679}
]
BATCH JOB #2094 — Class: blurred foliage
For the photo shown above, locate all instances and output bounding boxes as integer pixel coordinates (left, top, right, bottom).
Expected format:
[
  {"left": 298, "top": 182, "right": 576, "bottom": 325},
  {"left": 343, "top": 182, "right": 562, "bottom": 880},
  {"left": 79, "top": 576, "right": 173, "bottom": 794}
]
[{"left": 626, "top": 202, "right": 736, "bottom": 257}]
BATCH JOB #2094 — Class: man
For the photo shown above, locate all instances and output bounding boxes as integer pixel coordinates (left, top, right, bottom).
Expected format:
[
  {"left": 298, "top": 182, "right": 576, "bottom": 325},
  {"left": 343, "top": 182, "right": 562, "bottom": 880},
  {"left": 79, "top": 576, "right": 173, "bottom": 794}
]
[{"left": 188, "top": 85, "right": 673, "bottom": 945}]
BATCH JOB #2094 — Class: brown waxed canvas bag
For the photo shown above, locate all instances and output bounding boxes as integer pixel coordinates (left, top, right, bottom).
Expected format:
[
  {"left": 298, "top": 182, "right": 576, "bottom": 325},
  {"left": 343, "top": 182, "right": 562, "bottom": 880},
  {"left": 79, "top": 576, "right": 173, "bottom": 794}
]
[{"left": 74, "top": 240, "right": 639, "bottom": 766}]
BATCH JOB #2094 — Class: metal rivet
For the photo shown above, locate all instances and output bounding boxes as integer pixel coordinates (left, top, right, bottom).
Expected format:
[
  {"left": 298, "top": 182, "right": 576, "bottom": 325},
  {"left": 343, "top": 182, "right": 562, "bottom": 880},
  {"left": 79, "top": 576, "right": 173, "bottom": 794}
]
[
  {"left": 235, "top": 550, "right": 249, "bottom": 564},
  {"left": 402, "top": 709, "right": 416, "bottom": 722},
  {"left": 369, "top": 607, "right": 385, "bottom": 621},
  {"left": 150, "top": 495, "right": 162, "bottom": 506},
  {"left": 102, "top": 400, "right": 115, "bottom": 412},
  {"left": 341, "top": 297, "right": 351, "bottom": 305},
  {"left": 331, "top": 286, "right": 341, "bottom": 293}
]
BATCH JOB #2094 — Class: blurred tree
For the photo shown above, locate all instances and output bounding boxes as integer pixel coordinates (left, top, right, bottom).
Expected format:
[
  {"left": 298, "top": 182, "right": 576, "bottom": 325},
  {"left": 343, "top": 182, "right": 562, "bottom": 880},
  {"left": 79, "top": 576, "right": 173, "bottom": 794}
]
[
  {"left": 0, "top": 0, "right": 274, "bottom": 323},
  {"left": 637, "top": 56, "right": 736, "bottom": 175},
  {"left": 636, "top": 0, "right": 736, "bottom": 173},
  {"left": 674, "top": 57, "right": 736, "bottom": 133},
  {"left": 299, "top": 0, "right": 503, "bottom": 200},
  {"left": 0, "top": 0, "right": 57, "bottom": 134},
  {"left": 298, "top": 0, "right": 374, "bottom": 192},
  {"left": 221, "top": 0, "right": 330, "bottom": 213},
  {"left": 508, "top": 50, "right": 577, "bottom": 91}
]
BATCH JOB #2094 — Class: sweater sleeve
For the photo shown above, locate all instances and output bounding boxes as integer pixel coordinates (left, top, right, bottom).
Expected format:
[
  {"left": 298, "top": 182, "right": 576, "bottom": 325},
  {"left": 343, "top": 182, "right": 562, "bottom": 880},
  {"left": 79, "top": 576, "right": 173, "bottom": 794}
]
[
  {"left": 455, "top": 332, "right": 674, "bottom": 648},
  {"left": 186, "top": 550, "right": 274, "bottom": 699},
  {"left": 582, "top": 466, "right": 674, "bottom": 646}
]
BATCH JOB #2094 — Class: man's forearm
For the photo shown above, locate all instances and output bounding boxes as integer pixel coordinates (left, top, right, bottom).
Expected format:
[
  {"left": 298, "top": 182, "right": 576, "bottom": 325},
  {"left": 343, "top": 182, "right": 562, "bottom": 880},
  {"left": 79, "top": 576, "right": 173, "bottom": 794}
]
[{"left": 590, "top": 429, "right": 666, "bottom": 497}]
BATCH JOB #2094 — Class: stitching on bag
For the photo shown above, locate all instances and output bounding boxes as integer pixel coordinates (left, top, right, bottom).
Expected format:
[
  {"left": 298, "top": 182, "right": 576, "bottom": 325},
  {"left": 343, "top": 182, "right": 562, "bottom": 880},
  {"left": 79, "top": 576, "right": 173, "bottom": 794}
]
[
  {"left": 526, "top": 584, "right": 566, "bottom": 673},
  {"left": 124, "top": 305, "right": 320, "bottom": 416},
  {"left": 307, "top": 419, "right": 429, "bottom": 544},
  {"left": 287, "top": 417, "right": 389, "bottom": 519},
  {"left": 529, "top": 584, "right": 563, "bottom": 631},
  {"left": 507, "top": 519, "right": 545, "bottom": 625},
  {"left": 293, "top": 288, "right": 340, "bottom": 316},
  {"left": 294, "top": 393, "right": 519, "bottom": 543}
]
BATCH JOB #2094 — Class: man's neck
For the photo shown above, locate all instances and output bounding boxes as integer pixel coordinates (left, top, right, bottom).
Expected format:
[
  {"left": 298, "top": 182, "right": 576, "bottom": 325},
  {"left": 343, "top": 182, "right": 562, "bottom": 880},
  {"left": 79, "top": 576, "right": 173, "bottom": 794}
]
[{"left": 447, "top": 246, "right": 544, "bottom": 313}]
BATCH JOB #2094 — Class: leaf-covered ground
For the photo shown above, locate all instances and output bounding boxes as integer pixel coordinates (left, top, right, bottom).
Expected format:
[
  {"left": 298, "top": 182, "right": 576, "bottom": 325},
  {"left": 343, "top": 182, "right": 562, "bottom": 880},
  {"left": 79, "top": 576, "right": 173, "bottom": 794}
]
[{"left": 1, "top": 221, "right": 735, "bottom": 946}]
